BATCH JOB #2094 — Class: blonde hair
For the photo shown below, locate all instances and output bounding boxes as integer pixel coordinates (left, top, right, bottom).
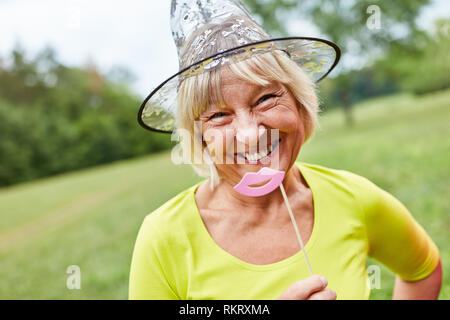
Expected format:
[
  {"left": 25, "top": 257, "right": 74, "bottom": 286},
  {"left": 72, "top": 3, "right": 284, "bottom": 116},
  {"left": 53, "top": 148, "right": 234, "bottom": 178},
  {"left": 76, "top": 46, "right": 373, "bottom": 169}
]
[{"left": 176, "top": 20, "right": 321, "bottom": 190}]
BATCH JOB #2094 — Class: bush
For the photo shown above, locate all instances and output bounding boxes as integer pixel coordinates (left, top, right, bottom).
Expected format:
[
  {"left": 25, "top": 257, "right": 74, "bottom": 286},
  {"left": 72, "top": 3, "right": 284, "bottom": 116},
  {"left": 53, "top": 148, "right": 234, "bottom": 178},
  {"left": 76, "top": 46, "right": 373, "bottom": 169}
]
[{"left": 0, "top": 46, "right": 173, "bottom": 187}]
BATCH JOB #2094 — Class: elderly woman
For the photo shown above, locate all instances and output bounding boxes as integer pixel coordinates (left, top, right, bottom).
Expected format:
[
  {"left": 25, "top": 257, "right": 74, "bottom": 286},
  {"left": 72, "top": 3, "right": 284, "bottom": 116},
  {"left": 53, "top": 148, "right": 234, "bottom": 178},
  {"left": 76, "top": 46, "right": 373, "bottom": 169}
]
[{"left": 129, "top": 0, "right": 442, "bottom": 300}]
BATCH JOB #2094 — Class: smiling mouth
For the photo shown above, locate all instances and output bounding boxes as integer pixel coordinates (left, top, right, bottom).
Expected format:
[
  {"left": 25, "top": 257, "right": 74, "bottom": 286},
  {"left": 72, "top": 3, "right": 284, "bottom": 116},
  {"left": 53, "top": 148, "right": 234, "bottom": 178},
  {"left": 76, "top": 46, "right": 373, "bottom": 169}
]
[{"left": 235, "top": 138, "right": 281, "bottom": 163}]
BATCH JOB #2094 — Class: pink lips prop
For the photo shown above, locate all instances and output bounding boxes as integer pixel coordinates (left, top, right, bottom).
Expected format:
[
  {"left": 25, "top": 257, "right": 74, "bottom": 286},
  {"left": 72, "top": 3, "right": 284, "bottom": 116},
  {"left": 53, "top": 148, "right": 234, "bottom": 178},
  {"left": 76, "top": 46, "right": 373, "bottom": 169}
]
[{"left": 233, "top": 167, "right": 285, "bottom": 197}]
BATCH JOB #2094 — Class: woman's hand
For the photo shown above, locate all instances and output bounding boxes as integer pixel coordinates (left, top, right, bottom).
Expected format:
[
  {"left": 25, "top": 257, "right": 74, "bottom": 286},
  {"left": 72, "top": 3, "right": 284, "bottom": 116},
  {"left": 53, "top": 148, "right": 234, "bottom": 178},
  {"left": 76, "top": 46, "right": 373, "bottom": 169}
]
[{"left": 277, "top": 275, "right": 337, "bottom": 300}]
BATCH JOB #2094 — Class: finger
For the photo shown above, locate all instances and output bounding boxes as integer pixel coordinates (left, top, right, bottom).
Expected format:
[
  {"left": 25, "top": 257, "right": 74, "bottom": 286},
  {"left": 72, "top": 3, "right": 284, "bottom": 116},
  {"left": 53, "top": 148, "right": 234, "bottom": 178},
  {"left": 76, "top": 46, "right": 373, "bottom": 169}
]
[
  {"left": 308, "top": 288, "right": 337, "bottom": 300},
  {"left": 290, "top": 275, "right": 328, "bottom": 300}
]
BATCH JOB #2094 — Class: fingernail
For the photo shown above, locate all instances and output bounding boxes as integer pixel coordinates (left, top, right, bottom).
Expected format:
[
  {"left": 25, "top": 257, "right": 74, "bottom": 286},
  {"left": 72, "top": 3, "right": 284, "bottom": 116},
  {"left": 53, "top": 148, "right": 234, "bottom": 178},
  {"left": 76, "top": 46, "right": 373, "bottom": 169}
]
[{"left": 319, "top": 276, "right": 328, "bottom": 286}]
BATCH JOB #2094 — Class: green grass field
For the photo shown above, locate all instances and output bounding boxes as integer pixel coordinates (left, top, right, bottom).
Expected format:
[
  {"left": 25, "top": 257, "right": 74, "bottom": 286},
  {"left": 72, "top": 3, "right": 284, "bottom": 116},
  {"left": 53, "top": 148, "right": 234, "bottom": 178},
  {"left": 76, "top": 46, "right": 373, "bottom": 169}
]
[{"left": 0, "top": 89, "right": 448, "bottom": 299}]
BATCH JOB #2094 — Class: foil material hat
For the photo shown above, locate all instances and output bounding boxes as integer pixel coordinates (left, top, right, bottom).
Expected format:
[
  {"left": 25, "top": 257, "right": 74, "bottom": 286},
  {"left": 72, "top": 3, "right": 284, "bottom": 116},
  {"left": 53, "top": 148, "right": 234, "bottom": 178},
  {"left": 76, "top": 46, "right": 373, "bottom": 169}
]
[{"left": 138, "top": 0, "right": 341, "bottom": 133}]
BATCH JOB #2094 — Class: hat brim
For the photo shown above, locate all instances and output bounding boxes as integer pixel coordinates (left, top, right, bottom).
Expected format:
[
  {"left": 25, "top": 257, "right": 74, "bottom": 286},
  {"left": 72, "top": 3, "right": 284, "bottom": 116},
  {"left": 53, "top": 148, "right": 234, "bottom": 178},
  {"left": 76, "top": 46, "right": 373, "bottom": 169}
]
[{"left": 138, "top": 37, "right": 341, "bottom": 134}]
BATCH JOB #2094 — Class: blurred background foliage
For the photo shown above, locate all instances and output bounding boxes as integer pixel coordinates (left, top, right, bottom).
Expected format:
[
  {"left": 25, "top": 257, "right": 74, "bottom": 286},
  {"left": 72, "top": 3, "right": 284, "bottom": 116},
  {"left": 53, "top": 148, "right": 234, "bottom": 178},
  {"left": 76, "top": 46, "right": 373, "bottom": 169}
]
[{"left": 0, "top": 46, "right": 173, "bottom": 187}]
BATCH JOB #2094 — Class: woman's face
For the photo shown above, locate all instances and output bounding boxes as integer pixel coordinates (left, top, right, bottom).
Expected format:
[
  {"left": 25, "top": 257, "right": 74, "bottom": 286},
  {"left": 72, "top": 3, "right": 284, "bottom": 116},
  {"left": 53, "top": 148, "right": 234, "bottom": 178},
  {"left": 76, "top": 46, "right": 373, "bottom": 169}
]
[{"left": 199, "top": 67, "right": 305, "bottom": 186}]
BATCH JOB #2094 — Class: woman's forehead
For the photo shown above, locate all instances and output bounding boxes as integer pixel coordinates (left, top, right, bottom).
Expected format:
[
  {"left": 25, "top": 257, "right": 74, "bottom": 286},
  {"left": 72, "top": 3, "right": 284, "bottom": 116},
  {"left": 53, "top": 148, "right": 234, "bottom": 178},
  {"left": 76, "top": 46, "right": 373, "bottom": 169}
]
[
  {"left": 218, "top": 66, "right": 267, "bottom": 87},
  {"left": 215, "top": 67, "right": 281, "bottom": 101}
]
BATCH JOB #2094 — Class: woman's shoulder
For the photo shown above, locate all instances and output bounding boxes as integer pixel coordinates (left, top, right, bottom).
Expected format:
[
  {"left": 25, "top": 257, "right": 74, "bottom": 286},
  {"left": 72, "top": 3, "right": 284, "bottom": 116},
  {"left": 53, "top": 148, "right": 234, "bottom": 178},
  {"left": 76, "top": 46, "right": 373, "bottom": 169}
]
[
  {"left": 296, "top": 161, "right": 395, "bottom": 214},
  {"left": 296, "top": 161, "right": 378, "bottom": 192}
]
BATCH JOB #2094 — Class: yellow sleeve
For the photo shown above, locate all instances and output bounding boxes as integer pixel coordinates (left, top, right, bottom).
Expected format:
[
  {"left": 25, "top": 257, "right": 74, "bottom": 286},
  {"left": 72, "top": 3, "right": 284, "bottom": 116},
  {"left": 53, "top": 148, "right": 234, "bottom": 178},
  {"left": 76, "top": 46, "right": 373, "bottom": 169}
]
[
  {"left": 355, "top": 175, "right": 440, "bottom": 281},
  {"left": 129, "top": 215, "right": 180, "bottom": 300}
]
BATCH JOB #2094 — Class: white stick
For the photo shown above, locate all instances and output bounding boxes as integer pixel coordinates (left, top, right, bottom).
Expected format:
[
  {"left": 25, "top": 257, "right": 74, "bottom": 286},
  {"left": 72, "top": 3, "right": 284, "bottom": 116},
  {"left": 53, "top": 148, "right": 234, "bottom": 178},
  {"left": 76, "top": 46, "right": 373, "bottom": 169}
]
[{"left": 279, "top": 183, "right": 314, "bottom": 276}]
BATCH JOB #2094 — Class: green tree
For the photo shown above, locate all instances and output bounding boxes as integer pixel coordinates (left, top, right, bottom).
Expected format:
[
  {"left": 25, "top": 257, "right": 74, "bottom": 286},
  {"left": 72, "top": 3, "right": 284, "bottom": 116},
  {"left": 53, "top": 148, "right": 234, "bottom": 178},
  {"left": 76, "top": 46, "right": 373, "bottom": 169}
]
[
  {"left": 0, "top": 45, "right": 173, "bottom": 187},
  {"left": 375, "top": 18, "right": 450, "bottom": 95}
]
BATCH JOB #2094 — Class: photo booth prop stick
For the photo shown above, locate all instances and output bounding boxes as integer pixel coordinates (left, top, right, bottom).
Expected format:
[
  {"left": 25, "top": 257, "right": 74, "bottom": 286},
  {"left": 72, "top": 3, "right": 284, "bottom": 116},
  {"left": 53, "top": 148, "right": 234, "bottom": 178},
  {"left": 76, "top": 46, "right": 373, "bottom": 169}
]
[{"left": 234, "top": 167, "right": 314, "bottom": 275}]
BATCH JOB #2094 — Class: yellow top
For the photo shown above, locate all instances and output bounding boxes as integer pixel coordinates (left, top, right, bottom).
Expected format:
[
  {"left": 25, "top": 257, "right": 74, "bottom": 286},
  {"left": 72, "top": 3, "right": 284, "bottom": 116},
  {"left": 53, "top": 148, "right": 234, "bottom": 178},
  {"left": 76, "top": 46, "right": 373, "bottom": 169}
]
[{"left": 129, "top": 161, "right": 440, "bottom": 299}]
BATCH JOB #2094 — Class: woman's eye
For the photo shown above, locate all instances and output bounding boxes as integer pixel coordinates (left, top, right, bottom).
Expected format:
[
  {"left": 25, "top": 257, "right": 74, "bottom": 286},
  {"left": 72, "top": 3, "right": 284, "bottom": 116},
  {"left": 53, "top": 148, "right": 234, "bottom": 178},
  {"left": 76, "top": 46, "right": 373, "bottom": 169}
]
[
  {"left": 209, "top": 112, "right": 228, "bottom": 120},
  {"left": 257, "top": 94, "right": 277, "bottom": 104}
]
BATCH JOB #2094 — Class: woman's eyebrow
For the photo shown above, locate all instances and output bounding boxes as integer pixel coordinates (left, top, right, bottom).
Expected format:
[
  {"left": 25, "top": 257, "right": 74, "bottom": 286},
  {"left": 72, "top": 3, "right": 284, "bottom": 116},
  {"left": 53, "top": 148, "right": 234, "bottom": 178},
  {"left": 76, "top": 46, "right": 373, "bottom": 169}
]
[
  {"left": 251, "top": 83, "right": 283, "bottom": 99},
  {"left": 256, "top": 82, "right": 282, "bottom": 93},
  {"left": 201, "top": 104, "right": 229, "bottom": 118}
]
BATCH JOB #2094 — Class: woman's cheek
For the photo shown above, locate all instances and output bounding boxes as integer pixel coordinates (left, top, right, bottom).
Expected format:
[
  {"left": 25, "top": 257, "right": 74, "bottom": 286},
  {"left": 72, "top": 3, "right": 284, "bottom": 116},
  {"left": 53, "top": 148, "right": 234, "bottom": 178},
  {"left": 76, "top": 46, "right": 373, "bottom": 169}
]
[
  {"left": 204, "top": 127, "right": 230, "bottom": 164},
  {"left": 259, "top": 107, "right": 297, "bottom": 132}
]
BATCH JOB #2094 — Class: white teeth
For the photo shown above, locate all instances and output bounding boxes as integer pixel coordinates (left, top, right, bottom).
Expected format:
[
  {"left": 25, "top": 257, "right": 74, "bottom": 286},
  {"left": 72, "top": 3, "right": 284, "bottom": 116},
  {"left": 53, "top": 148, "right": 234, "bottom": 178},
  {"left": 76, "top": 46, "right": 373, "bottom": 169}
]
[
  {"left": 238, "top": 139, "right": 280, "bottom": 162},
  {"left": 245, "top": 148, "right": 269, "bottom": 161}
]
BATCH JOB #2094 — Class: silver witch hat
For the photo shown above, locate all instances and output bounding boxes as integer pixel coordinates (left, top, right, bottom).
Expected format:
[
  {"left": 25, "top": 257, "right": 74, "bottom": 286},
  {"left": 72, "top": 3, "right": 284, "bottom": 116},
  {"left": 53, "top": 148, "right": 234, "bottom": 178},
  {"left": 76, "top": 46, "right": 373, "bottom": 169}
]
[{"left": 138, "top": 0, "right": 341, "bottom": 133}]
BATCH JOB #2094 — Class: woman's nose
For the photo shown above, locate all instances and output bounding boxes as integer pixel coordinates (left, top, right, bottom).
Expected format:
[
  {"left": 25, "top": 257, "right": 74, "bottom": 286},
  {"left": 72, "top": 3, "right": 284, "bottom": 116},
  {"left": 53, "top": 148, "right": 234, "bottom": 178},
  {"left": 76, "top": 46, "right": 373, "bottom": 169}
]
[{"left": 236, "top": 124, "right": 266, "bottom": 147}]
